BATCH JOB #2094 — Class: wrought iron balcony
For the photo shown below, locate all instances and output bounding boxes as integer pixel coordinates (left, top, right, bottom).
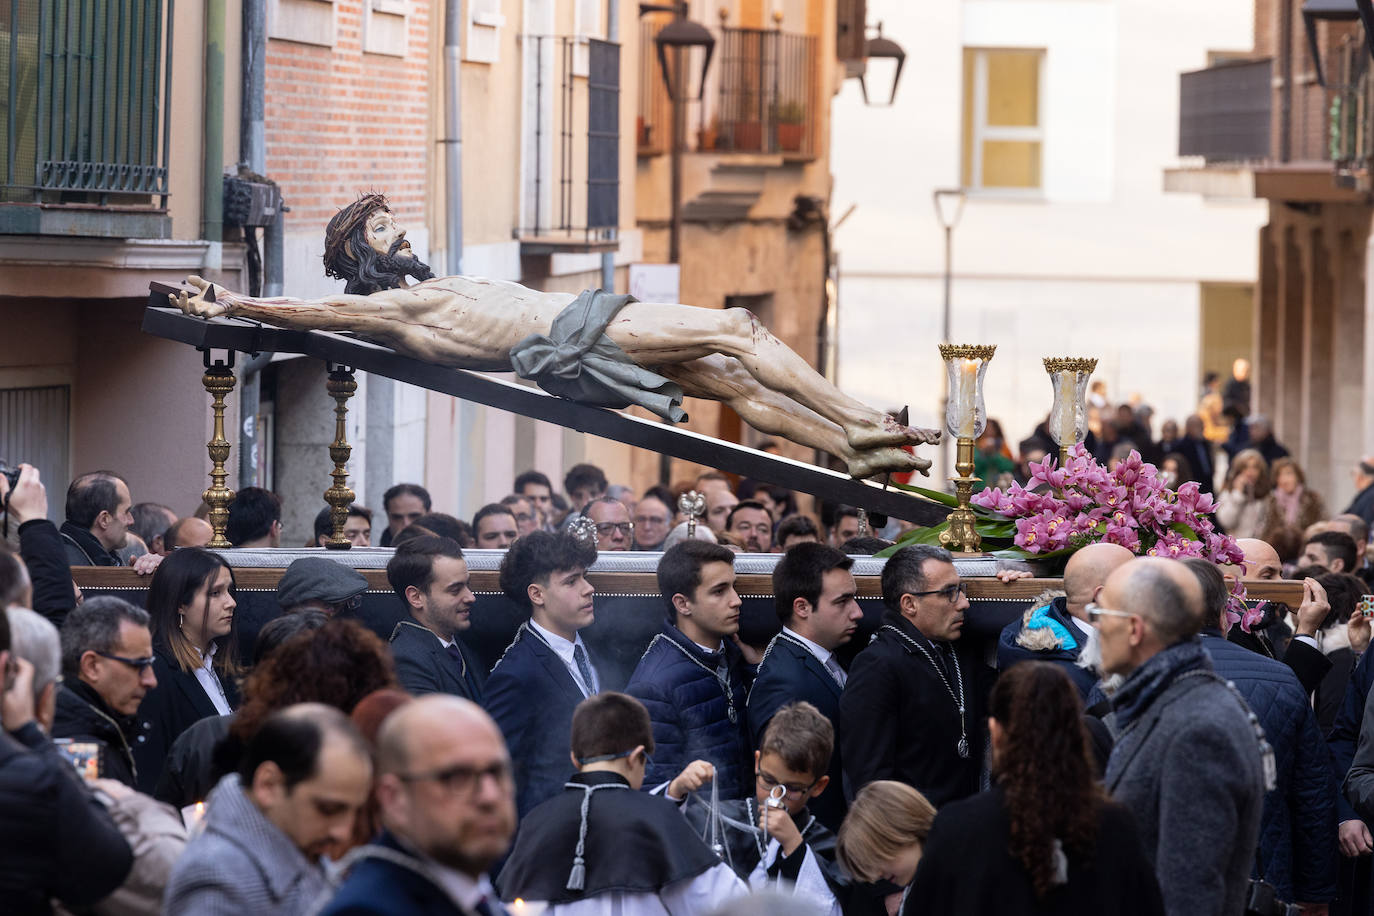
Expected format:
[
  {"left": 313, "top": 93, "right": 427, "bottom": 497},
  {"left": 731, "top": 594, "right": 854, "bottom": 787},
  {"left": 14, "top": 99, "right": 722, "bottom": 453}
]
[
  {"left": 1, "top": 0, "right": 173, "bottom": 234},
  {"left": 1178, "top": 58, "right": 1272, "bottom": 163},
  {"left": 638, "top": 21, "right": 819, "bottom": 159}
]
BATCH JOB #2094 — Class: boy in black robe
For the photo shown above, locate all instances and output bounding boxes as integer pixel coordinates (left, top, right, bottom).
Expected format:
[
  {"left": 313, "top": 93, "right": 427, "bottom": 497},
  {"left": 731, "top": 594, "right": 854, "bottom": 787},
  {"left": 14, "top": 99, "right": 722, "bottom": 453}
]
[
  {"left": 681, "top": 701, "right": 847, "bottom": 914},
  {"left": 497, "top": 692, "right": 746, "bottom": 914}
]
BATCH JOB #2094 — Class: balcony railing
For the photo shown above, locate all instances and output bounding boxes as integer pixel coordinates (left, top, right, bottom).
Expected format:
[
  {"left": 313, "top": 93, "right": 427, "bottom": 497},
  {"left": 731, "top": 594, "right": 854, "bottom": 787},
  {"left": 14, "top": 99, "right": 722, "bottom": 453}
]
[
  {"left": 1178, "top": 58, "right": 1272, "bottom": 163},
  {"left": 637, "top": 22, "right": 819, "bottom": 159},
  {"left": 516, "top": 35, "right": 619, "bottom": 251},
  {"left": 1331, "top": 34, "right": 1372, "bottom": 175},
  {"left": 2, "top": 0, "right": 173, "bottom": 207}
]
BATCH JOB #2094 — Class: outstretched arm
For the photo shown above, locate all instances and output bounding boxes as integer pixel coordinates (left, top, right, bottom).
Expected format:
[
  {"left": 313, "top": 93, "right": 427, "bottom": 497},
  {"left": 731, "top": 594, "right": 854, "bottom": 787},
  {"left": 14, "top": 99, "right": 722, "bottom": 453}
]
[{"left": 169, "top": 274, "right": 428, "bottom": 338}]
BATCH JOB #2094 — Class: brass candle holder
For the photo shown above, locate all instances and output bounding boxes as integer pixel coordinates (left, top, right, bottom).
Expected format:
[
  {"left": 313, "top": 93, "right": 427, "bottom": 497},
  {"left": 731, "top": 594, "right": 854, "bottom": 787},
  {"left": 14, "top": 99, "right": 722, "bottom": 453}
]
[
  {"left": 323, "top": 364, "right": 358, "bottom": 550},
  {"left": 201, "top": 350, "right": 237, "bottom": 549},
  {"left": 937, "top": 344, "right": 996, "bottom": 554},
  {"left": 1043, "top": 357, "right": 1097, "bottom": 464}
]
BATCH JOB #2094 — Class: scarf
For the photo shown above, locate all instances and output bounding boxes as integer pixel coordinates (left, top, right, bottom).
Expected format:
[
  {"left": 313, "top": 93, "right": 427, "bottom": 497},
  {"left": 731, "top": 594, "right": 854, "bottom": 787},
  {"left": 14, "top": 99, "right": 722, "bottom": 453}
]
[
  {"left": 1274, "top": 486, "right": 1304, "bottom": 526},
  {"left": 1109, "top": 638, "right": 1213, "bottom": 730}
]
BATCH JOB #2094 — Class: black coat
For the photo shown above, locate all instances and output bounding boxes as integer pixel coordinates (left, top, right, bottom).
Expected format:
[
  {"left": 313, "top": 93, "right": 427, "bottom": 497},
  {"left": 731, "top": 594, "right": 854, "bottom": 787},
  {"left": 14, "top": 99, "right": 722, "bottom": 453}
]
[
  {"left": 152, "top": 713, "right": 232, "bottom": 807},
  {"left": 484, "top": 623, "right": 599, "bottom": 817},
  {"left": 59, "top": 520, "right": 120, "bottom": 566},
  {"left": 51, "top": 681, "right": 140, "bottom": 788},
  {"left": 903, "top": 787, "right": 1164, "bottom": 916},
  {"left": 0, "top": 722, "right": 133, "bottom": 915},
  {"left": 18, "top": 520, "right": 77, "bottom": 626},
  {"left": 388, "top": 619, "right": 486, "bottom": 702},
  {"left": 132, "top": 643, "right": 239, "bottom": 795},
  {"left": 321, "top": 830, "right": 499, "bottom": 916},
  {"left": 839, "top": 610, "right": 987, "bottom": 807},
  {"left": 746, "top": 630, "right": 847, "bottom": 832}
]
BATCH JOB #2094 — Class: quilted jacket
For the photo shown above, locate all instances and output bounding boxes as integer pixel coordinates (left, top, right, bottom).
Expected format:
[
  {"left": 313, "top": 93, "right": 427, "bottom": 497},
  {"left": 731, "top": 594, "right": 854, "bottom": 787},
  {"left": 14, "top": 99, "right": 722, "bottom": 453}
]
[
  {"left": 1202, "top": 632, "right": 1338, "bottom": 904},
  {"left": 625, "top": 623, "right": 753, "bottom": 799},
  {"left": 1327, "top": 647, "right": 1374, "bottom": 826}
]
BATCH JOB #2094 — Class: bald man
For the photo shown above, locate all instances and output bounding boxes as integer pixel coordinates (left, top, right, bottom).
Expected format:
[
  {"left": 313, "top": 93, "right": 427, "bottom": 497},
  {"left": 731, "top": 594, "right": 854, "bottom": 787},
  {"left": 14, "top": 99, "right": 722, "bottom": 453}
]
[
  {"left": 320, "top": 696, "right": 517, "bottom": 916},
  {"left": 996, "top": 542, "right": 1133, "bottom": 698},
  {"left": 1222, "top": 538, "right": 1333, "bottom": 695},
  {"left": 1099, "top": 558, "right": 1267, "bottom": 916}
]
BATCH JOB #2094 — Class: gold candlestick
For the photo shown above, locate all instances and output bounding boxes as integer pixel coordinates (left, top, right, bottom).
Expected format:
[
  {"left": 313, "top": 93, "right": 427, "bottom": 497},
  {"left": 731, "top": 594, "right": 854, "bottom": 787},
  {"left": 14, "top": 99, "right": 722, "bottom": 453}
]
[
  {"left": 201, "top": 351, "right": 237, "bottom": 549},
  {"left": 937, "top": 344, "right": 996, "bottom": 554},
  {"left": 1043, "top": 357, "right": 1097, "bottom": 465},
  {"left": 323, "top": 364, "right": 357, "bottom": 550}
]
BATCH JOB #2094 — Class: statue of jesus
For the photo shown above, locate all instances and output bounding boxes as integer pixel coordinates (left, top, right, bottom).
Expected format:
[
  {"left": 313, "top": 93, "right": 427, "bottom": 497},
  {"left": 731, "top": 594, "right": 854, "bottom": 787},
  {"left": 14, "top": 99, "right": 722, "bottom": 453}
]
[{"left": 171, "top": 193, "right": 938, "bottom": 478}]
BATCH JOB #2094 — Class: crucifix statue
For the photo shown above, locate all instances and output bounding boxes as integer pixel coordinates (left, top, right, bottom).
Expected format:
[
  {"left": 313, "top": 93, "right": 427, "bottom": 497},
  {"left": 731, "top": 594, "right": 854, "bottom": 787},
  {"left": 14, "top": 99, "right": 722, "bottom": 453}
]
[{"left": 171, "top": 193, "right": 938, "bottom": 478}]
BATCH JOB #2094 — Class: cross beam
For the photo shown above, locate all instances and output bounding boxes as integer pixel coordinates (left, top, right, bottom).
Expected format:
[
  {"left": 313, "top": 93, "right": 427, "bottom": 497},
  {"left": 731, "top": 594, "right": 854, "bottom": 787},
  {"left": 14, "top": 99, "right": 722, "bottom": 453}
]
[{"left": 142, "top": 289, "right": 950, "bottom": 526}]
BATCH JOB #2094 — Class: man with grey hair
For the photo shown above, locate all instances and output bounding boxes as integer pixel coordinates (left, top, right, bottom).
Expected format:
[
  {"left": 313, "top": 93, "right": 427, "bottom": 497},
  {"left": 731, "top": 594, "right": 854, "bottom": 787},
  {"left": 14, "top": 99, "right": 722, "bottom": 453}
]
[
  {"left": 1099, "top": 557, "right": 1267, "bottom": 916},
  {"left": 52, "top": 596, "right": 157, "bottom": 787},
  {"left": 840, "top": 544, "right": 986, "bottom": 806},
  {"left": 5, "top": 607, "right": 61, "bottom": 732}
]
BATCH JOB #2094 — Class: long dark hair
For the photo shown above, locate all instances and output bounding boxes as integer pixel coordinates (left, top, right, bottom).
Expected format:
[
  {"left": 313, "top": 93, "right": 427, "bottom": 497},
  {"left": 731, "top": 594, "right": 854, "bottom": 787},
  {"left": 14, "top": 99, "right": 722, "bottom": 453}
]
[
  {"left": 990, "top": 662, "right": 1102, "bottom": 899},
  {"left": 145, "top": 547, "right": 241, "bottom": 677}
]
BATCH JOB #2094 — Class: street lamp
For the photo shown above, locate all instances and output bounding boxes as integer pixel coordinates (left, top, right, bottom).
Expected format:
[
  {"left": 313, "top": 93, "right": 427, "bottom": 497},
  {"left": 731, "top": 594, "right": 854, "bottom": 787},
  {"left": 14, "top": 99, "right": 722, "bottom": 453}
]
[
  {"left": 644, "top": 2, "right": 716, "bottom": 265},
  {"left": 933, "top": 187, "right": 966, "bottom": 484},
  {"left": 858, "top": 22, "right": 906, "bottom": 107}
]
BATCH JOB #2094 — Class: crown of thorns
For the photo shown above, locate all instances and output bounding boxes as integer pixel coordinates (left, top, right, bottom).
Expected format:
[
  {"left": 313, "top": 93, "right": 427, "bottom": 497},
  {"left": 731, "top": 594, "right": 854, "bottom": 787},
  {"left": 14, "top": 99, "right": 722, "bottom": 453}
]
[{"left": 323, "top": 193, "right": 390, "bottom": 280}]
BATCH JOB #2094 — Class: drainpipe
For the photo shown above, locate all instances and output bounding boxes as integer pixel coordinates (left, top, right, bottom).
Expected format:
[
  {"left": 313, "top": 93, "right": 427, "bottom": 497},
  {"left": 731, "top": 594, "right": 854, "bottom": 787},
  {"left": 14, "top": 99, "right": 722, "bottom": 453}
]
[
  {"left": 240, "top": 0, "right": 283, "bottom": 295},
  {"left": 601, "top": 0, "right": 619, "bottom": 292},
  {"left": 444, "top": 0, "right": 463, "bottom": 275},
  {"left": 1279, "top": 0, "right": 1293, "bottom": 163},
  {"left": 202, "top": 0, "right": 225, "bottom": 244}
]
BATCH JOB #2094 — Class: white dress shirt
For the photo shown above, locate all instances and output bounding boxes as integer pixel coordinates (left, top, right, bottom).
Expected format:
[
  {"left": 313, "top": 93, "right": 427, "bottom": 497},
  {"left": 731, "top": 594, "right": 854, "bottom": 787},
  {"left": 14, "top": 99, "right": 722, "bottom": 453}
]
[
  {"left": 528, "top": 619, "right": 599, "bottom": 696},
  {"left": 192, "top": 643, "right": 232, "bottom": 716}
]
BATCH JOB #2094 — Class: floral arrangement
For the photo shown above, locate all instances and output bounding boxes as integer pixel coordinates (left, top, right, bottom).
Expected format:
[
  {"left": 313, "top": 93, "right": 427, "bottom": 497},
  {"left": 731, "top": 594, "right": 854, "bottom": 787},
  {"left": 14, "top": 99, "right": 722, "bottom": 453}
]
[{"left": 884, "top": 445, "right": 1269, "bottom": 631}]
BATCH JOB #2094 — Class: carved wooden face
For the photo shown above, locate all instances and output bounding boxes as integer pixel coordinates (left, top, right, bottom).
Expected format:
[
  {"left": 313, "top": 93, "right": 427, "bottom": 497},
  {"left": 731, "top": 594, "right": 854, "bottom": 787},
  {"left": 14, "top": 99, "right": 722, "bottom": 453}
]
[{"left": 364, "top": 208, "right": 413, "bottom": 260}]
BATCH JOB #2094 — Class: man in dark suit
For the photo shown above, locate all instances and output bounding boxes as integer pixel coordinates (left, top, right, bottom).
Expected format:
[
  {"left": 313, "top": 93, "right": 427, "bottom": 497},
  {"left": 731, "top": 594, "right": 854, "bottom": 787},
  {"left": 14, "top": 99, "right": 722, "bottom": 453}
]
[
  {"left": 320, "top": 695, "right": 515, "bottom": 916},
  {"left": 840, "top": 544, "right": 987, "bottom": 807},
  {"left": 484, "top": 531, "right": 602, "bottom": 817},
  {"left": 747, "top": 542, "right": 861, "bottom": 832},
  {"left": 385, "top": 536, "right": 485, "bottom": 702}
]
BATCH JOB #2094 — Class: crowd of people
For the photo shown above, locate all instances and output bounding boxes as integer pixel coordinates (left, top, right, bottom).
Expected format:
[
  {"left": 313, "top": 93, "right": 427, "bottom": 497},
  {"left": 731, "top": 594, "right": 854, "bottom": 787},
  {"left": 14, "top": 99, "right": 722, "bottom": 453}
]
[{"left": 11, "top": 376, "right": 1374, "bottom": 915}]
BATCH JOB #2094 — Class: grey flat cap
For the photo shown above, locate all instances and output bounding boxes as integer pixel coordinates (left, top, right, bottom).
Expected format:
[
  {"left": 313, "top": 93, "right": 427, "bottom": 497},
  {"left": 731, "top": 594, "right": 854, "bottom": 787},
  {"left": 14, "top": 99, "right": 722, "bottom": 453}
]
[{"left": 277, "top": 557, "right": 370, "bottom": 609}]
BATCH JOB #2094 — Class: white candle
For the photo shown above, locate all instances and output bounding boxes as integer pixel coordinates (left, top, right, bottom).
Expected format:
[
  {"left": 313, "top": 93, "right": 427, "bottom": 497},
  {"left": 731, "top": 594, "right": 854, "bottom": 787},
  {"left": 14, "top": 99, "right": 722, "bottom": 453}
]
[
  {"left": 957, "top": 359, "right": 978, "bottom": 437},
  {"left": 1057, "top": 372, "right": 1077, "bottom": 445}
]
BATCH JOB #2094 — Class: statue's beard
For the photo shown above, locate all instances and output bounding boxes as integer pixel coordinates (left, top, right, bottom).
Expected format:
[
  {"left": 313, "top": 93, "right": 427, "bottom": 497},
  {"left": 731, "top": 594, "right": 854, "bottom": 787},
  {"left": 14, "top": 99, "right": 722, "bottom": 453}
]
[{"left": 347, "top": 238, "right": 436, "bottom": 294}]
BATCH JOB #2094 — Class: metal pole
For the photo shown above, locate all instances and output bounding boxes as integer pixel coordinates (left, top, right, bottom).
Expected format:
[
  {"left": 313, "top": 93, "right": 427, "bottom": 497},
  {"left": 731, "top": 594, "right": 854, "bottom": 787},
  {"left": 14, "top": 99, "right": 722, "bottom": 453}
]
[
  {"left": 443, "top": 0, "right": 463, "bottom": 274},
  {"left": 669, "top": 46, "right": 684, "bottom": 264},
  {"left": 201, "top": 0, "right": 225, "bottom": 243},
  {"left": 600, "top": 0, "right": 618, "bottom": 291}
]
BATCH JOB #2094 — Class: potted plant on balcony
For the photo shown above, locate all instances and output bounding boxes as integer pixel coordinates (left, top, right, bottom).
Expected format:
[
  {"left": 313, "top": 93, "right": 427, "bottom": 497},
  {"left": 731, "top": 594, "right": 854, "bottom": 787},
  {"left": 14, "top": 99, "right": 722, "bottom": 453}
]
[
  {"left": 698, "top": 118, "right": 719, "bottom": 152},
  {"left": 730, "top": 119, "right": 763, "bottom": 152},
  {"left": 777, "top": 101, "right": 806, "bottom": 153}
]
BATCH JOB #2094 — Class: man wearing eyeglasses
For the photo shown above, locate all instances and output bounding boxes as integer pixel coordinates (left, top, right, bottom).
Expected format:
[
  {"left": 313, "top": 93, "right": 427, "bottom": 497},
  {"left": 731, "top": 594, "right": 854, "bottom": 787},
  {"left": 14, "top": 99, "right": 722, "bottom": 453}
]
[
  {"left": 52, "top": 596, "right": 158, "bottom": 788},
  {"left": 1098, "top": 558, "right": 1266, "bottom": 916},
  {"left": 323, "top": 695, "right": 517, "bottom": 916},
  {"left": 584, "top": 497, "right": 634, "bottom": 551},
  {"left": 840, "top": 544, "right": 987, "bottom": 808}
]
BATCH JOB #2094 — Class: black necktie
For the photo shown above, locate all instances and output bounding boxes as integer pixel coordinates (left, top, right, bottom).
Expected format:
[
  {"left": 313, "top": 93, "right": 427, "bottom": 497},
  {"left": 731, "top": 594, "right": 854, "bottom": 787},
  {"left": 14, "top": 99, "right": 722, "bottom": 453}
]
[{"left": 936, "top": 641, "right": 957, "bottom": 681}]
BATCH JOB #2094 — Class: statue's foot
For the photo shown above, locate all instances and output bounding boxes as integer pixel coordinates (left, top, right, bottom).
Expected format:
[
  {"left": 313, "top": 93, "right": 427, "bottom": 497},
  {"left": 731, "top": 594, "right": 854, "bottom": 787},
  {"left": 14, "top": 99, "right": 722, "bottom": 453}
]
[
  {"left": 846, "top": 414, "right": 943, "bottom": 450},
  {"left": 846, "top": 447, "right": 932, "bottom": 479}
]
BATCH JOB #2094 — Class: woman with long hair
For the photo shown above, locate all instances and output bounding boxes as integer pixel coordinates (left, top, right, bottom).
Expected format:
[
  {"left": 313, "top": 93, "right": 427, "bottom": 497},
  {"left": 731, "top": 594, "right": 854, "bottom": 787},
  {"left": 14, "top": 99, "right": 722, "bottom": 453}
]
[
  {"left": 835, "top": 781, "right": 936, "bottom": 916},
  {"left": 902, "top": 662, "right": 1163, "bottom": 915},
  {"left": 1260, "top": 458, "right": 1327, "bottom": 562},
  {"left": 132, "top": 547, "right": 242, "bottom": 794},
  {"left": 1217, "top": 448, "right": 1272, "bottom": 539}
]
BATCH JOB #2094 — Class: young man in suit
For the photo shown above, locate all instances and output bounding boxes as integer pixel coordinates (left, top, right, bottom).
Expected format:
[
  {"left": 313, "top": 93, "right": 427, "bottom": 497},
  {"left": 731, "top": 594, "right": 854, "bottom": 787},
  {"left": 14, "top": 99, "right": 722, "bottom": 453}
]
[
  {"left": 748, "top": 542, "right": 861, "bottom": 831},
  {"left": 840, "top": 544, "right": 988, "bottom": 807},
  {"left": 386, "top": 536, "right": 484, "bottom": 702},
  {"left": 484, "top": 531, "right": 602, "bottom": 817}
]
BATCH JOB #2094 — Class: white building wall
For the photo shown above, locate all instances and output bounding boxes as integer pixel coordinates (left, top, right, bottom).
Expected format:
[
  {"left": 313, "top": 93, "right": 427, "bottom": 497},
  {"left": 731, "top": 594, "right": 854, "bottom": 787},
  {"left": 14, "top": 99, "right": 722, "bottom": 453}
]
[{"left": 832, "top": 0, "right": 1268, "bottom": 456}]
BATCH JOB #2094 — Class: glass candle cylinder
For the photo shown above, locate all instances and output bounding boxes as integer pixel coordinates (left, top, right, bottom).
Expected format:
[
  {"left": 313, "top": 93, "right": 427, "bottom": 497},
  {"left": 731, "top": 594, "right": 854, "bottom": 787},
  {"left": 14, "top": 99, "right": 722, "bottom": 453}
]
[
  {"left": 939, "top": 344, "right": 997, "bottom": 440},
  {"left": 1043, "top": 357, "right": 1098, "bottom": 451}
]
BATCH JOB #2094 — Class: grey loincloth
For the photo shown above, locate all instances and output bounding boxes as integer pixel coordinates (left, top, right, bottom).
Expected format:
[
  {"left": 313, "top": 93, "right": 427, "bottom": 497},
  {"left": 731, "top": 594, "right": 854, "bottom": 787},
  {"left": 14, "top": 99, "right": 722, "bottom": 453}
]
[{"left": 509, "top": 288, "right": 688, "bottom": 423}]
